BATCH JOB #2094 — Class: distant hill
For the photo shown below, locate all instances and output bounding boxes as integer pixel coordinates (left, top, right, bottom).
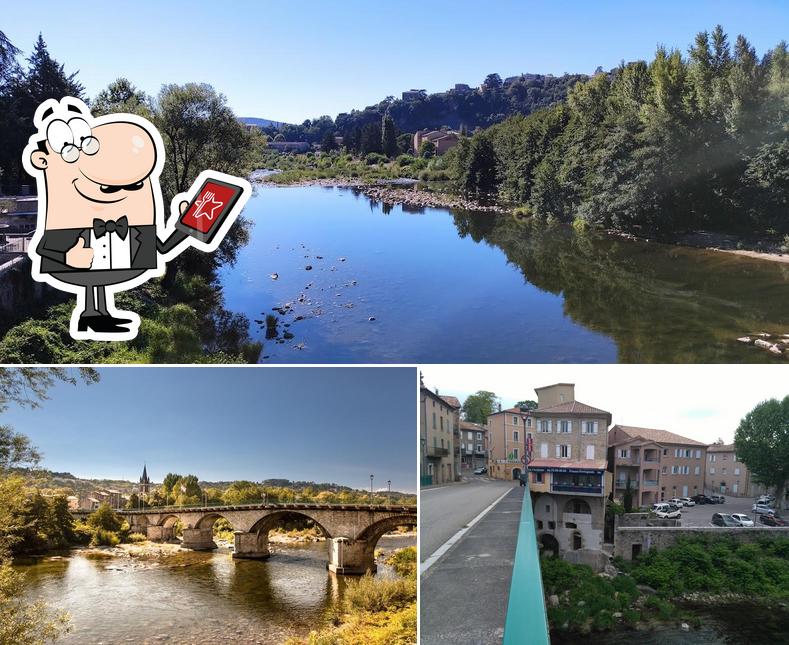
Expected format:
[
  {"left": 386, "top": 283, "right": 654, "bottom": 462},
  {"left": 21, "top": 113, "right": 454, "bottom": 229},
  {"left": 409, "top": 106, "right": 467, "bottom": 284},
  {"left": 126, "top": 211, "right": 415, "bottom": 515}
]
[
  {"left": 238, "top": 116, "right": 289, "bottom": 129},
  {"left": 18, "top": 469, "right": 414, "bottom": 498},
  {"left": 264, "top": 71, "right": 589, "bottom": 145}
]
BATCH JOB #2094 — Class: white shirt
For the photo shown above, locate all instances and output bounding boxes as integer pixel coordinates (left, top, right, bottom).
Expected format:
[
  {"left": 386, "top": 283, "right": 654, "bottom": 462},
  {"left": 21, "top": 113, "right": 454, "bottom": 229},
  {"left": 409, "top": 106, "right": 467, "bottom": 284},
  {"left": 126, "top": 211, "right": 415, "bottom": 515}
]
[{"left": 90, "top": 229, "right": 131, "bottom": 270}]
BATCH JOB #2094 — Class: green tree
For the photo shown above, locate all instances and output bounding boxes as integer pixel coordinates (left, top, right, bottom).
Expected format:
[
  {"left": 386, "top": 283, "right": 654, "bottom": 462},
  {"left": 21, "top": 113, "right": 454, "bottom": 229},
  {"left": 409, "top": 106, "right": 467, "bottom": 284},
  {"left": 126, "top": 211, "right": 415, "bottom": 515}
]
[
  {"left": 419, "top": 140, "right": 435, "bottom": 159},
  {"left": 321, "top": 130, "right": 338, "bottom": 152},
  {"left": 734, "top": 395, "right": 789, "bottom": 510},
  {"left": 92, "top": 77, "right": 153, "bottom": 117},
  {"left": 359, "top": 121, "right": 382, "bottom": 155},
  {"left": 623, "top": 477, "right": 634, "bottom": 512},
  {"left": 515, "top": 400, "right": 538, "bottom": 411},
  {"left": 462, "top": 391, "right": 498, "bottom": 424},
  {"left": 382, "top": 113, "right": 398, "bottom": 157},
  {"left": 461, "top": 135, "right": 498, "bottom": 197},
  {"left": 87, "top": 504, "right": 123, "bottom": 532}
]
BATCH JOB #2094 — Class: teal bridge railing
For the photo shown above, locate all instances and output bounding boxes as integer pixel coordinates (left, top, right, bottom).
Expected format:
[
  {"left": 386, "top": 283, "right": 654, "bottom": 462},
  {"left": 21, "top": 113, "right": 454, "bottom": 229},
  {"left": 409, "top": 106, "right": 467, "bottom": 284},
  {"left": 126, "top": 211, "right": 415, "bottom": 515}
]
[{"left": 503, "top": 489, "right": 551, "bottom": 645}]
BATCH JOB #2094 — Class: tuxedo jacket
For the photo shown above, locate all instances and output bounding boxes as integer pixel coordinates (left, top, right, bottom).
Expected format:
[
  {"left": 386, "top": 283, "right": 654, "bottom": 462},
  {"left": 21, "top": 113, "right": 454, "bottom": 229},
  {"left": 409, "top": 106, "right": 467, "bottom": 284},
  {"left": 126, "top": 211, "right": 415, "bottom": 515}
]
[{"left": 36, "top": 225, "right": 160, "bottom": 273}]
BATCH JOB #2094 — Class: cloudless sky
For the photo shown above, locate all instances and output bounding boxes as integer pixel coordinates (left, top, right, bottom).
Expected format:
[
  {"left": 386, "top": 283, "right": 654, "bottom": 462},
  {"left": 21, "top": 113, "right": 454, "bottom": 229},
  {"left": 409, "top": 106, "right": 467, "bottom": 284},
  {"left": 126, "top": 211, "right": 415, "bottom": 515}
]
[
  {"left": 421, "top": 364, "right": 789, "bottom": 446},
  {"left": 3, "top": 367, "right": 416, "bottom": 492},
  {"left": 2, "top": 1, "right": 788, "bottom": 122}
]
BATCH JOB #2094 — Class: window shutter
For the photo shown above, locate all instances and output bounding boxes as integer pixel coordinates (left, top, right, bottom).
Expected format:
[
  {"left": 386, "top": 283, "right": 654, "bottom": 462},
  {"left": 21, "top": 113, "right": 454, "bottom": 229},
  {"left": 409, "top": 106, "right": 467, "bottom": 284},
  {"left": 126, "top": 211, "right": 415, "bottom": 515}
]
[
  {"left": 567, "top": 445, "right": 572, "bottom": 459},
  {"left": 541, "top": 442, "right": 548, "bottom": 458},
  {"left": 555, "top": 444, "right": 561, "bottom": 458},
  {"left": 593, "top": 421, "right": 599, "bottom": 434},
  {"left": 548, "top": 420, "right": 552, "bottom": 432},
  {"left": 586, "top": 445, "right": 594, "bottom": 460}
]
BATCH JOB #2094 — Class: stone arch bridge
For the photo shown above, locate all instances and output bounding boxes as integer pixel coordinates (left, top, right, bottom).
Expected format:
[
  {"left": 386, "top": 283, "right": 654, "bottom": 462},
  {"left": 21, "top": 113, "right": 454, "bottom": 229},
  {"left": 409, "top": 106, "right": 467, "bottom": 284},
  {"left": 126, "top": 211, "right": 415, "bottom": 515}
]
[{"left": 113, "top": 503, "right": 416, "bottom": 574}]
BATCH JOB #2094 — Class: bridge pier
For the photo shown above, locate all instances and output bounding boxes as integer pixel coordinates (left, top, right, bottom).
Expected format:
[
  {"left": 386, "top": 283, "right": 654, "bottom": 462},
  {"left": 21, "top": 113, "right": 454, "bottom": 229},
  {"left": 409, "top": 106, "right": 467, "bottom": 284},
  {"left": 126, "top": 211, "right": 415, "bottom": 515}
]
[
  {"left": 232, "top": 531, "right": 271, "bottom": 559},
  {"left": 181, "top": 527, "right": 217, "bottom": 551},
  {"left": 327, "top": 538, "right": 376, "bottom": 575},
  {"left": 146, "top": 525, "right": 175, "bottom": 542}
]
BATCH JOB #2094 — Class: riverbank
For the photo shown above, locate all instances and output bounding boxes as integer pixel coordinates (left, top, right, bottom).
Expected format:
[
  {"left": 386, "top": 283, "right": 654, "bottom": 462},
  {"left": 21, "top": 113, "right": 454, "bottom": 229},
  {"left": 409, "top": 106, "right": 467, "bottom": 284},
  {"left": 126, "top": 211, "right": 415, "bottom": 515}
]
[{"left": 256, "top": 172, "right": 789, "bottom": 264}]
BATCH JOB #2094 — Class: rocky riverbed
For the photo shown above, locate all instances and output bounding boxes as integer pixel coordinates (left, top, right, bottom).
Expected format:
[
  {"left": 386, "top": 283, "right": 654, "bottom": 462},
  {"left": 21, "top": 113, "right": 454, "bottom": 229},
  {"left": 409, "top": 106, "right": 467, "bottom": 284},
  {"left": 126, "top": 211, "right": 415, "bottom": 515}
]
[{"left": 737, "top": 332, "right": 789, "bottom": 360}]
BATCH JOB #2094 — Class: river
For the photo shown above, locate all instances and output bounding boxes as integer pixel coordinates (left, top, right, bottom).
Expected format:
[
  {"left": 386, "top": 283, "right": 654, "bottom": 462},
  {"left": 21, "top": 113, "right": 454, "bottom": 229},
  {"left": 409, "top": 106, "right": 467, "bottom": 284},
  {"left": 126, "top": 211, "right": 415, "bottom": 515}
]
[
  {"left": 551, "top": 602, "right": 789, "bottom": 644},
  {"left": 16, "top": 535, "right": 414, "bottom": 644},
  {"left": 220, "top": 184, "right": 789, "bottom": 363}
]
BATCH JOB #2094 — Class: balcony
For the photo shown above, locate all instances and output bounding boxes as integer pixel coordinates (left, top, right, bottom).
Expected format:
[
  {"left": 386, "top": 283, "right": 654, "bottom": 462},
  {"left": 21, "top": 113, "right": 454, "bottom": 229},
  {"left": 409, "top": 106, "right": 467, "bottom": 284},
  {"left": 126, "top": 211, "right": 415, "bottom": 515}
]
[
  {"left": 641, "top": 479, "right": 659, "bottom": 489},
  {"left": 615, "top": 479, "right": 639, "bottom": 489},
  {"left": 551, "top": 482, "right": 603, "bottom": 495},
  {"left": 615, "top": 457, "right": 641, "bottom": 466},
  {"left": 427, "top": 446, "right": 449, "bottom": 458}
]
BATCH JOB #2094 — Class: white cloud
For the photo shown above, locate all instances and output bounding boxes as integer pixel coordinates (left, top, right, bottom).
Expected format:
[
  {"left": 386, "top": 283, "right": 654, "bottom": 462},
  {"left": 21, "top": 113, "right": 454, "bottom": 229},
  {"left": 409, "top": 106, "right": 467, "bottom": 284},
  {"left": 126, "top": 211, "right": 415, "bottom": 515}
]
[{"left": 421, "top": 364, "right": 789, "bottom": 445}]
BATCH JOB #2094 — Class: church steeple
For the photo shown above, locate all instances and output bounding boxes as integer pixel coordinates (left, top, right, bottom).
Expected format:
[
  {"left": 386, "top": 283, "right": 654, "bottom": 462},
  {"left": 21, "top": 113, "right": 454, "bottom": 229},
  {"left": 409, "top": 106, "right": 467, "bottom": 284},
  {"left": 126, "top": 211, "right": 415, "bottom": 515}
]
[{"left": 139, "top": 464, "right": 150, "bottom": 494}]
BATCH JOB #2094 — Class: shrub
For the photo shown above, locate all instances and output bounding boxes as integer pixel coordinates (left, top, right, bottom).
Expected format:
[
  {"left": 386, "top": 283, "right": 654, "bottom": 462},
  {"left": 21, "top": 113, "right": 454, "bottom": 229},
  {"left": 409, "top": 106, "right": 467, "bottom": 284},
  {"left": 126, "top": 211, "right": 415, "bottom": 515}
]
[
  {"left": 364, "top": 152, "right": 388, "bottom": 166},
  {"left": 395, "top": 154, "right": 415, "bottom": 166},
  {"left": 386, "top": 547, "right": 416, "bottom": 578},
  {"left": 126, "top": 533, "right": 147, "bottom": 543},
  {"left": 90, "top": 529, "right": 120, "bottom": 547},
  {"left": 344, "top": 574, "right": 415, "bottom": 612}
]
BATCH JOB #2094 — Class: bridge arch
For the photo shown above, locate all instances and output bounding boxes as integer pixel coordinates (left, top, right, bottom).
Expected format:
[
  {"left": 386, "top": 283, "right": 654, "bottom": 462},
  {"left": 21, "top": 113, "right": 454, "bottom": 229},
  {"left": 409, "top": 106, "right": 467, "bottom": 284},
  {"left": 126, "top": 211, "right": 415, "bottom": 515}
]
[
  {"left": 356, "top": 514, "right": 417, "bottom": 545},
  {"left": 158, "top": 514, "right": 181, "bottom": 528},
  {"left": 249, "top": 510, "right": 332, "bottom": 539}
]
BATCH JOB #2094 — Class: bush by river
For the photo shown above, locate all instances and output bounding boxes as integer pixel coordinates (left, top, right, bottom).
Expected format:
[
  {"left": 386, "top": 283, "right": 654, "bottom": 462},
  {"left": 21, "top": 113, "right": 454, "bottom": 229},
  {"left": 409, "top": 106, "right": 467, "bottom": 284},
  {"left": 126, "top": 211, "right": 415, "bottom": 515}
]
[{"left": 543, "top": 535, "right": 789, "bottom": 638}]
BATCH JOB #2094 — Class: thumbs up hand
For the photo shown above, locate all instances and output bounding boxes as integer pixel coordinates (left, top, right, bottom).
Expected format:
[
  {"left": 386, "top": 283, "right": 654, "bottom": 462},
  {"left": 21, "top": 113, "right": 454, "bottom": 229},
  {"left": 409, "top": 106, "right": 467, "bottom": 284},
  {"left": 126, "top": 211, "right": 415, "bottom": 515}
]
[{"left": 65, "top": 238, "right": 94, "bottom": 269}]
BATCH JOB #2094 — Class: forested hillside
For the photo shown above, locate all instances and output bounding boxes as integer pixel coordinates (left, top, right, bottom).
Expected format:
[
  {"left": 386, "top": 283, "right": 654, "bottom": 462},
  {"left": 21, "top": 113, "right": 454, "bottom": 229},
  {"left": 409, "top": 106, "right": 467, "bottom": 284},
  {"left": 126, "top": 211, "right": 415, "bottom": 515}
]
[{"left": 448, "top": 26, "right": 789, "bottom": 236}]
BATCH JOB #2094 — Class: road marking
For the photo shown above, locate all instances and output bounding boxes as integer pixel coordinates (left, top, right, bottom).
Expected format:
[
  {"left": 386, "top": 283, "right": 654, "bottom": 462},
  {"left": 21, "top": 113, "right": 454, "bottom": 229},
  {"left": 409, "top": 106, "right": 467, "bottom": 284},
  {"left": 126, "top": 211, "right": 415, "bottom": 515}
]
[
  {"left": 420, "top": 487, "right": 513, "bottom": 575},
  {"left": 421, "top": 485, "right": 451, "bottom": 492}
]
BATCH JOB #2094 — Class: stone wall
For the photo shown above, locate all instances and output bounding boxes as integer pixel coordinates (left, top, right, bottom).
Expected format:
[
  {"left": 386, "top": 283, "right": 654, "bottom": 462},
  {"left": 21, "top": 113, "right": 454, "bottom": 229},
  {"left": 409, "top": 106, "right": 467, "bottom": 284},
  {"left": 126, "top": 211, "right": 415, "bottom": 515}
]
[
  {"left": 615, "top": 526, "right": 789, "bottom": 560},
  {"left": 0, "top": 256, "right": 54, "bottom": 316},
  {"left": 615, "top": 513, "right": 680, "bottom": 528}
]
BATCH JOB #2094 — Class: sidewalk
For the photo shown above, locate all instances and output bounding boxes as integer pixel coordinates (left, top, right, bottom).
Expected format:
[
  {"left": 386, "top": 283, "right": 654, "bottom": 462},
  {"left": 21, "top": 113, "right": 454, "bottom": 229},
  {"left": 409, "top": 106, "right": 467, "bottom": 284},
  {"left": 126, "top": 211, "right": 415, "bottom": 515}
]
[{"left": 420, "top": 485, "right": 523, "bottom": 645}]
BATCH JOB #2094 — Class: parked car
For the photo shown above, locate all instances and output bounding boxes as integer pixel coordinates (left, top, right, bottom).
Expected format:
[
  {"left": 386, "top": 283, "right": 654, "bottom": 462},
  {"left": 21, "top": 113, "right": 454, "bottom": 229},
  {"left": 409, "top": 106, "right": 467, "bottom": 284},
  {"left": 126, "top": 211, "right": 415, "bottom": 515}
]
[
  {"left": 711, "top": 513, "right": 739, "bottom": 527},
  {"left": 679, "top": 497, "right": 695, "bottom": 507},
  {"left": 759, "top": 514, "right": 787, "bottom": 527},
  {"left": 669, "top": 497, "right": 685, "bottom": 507},
  {"left": 652, "top": 503, "right": 681, "bottom": 519},
  {"left": 691, "top": 494, "right": 708, "bottom": 504},
  {"left": 473, "top": 467, "right": 487, "bottom": 475},
  {"left": 710, "top": 495, "right": 726, "bottom": 504},
  {"left": 756, "top": 495, "right": 775, "bottom": 505},
  {"left": 701, "top": 495, "right": 716, "bottom": 504},
  {"left": 753, "top": 503, "right": 775, "bottom": 515},
  {"left": 730, "top": 513, "right": 754, "bottom": 527}
]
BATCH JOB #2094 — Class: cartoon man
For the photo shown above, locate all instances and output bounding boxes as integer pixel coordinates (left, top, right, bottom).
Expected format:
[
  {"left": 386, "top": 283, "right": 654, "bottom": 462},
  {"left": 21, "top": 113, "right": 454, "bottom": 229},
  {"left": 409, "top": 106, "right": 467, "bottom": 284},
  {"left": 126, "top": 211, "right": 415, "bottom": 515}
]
[{"left": 23, "top": 97, "right": 250, "bottom": 341}]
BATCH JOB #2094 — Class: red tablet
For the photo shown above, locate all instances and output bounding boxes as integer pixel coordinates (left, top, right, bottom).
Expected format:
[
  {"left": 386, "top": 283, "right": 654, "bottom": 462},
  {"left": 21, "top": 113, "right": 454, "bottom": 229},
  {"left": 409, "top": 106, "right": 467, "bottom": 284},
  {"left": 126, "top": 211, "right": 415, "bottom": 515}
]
[{"left": 176, "top": 177, "right": 246, "bottom": 244}]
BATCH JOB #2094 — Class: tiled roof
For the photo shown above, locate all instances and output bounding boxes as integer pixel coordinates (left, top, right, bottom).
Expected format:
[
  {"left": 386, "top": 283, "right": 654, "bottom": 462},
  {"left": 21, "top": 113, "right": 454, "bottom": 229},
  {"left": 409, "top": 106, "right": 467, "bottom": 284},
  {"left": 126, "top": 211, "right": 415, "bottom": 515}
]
[
  {"left": 440, "top": 395, "right": 461, "bottom": 409},
  {"left": 528, "top": 459, "right": 607, "bottom": 470},
  {"left": 489, "top": 406, "right": 534, "bottom": 416},
  {"left": 536, "top": 400, "right": 611, "bottom": 416},
  {"left": 460, "top": 420, "right": 486, "bottom": 431},
  {"left": 707, "top": 443, "right": 735, "bottom": 452},
  {"left": 612, "top": 425, "right": 705, "bottom": 446}
]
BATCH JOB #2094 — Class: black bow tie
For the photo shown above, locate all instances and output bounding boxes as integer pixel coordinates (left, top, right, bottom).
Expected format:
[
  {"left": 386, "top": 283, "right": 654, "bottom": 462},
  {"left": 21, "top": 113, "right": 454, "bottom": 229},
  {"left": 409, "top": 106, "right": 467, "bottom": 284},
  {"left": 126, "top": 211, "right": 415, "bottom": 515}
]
[{"left": 93, "top": 216, "right": 129, "bottom": 240}]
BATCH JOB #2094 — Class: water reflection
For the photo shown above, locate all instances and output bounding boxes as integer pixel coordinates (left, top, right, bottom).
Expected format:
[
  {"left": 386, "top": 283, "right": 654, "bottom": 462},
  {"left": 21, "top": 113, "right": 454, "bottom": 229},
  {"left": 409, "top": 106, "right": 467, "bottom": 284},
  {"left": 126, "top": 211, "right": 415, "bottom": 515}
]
[
  {"left": 219, "top": 186, "right": 788, "bottom": 363},
  {"left": 18, "top": 536, "right": 413, "bottom": 644}
]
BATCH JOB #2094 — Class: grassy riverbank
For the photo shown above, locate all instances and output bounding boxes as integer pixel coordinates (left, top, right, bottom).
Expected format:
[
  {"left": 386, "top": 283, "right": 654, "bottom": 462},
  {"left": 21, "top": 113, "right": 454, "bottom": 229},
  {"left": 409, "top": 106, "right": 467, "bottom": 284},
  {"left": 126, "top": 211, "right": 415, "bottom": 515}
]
[
  {"left": 286, "top": 546, "right": 417, "bottom": 645},
  {"left": 543, "top": 535, "right": 789, "bottom": 635}
]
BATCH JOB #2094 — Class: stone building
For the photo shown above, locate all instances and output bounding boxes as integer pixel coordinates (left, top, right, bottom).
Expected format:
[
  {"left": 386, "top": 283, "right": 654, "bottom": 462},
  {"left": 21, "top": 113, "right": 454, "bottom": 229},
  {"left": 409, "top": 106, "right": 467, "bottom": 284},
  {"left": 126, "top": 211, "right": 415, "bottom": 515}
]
[
  {"left": 525, "top": 384, "right": 612, "bottom": 560},
  {"left": 440, "top": 395, "right": 462, "bottom": 481},
  {"left": 487, "top": 406, "right": 533, "bottom": 481},
  {"left": 412, "top": 128, "right": 460, "bottom": 155},
  {"left": 419, "top": 383, "right": 459, "bottom": 486},
  {"left": 607, "top": 434, "right": 662, "bottom": 508},
  {"left": 609, "top": 425, "right": 706, "bottom": 503},
  {"left": 705, "top": 443, "right": 763, "bottom": 497},
  {"left": 459, "top": 420, "right": 488, "bottom": 471}
]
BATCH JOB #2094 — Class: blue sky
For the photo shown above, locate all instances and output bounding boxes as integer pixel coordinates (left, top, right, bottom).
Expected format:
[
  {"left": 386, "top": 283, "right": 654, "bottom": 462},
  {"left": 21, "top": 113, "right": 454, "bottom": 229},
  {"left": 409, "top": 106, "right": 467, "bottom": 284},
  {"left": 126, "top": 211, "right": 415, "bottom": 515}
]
[
  {"left": 4, "top": 367, "right": 417, "bottom": 492},
  {"left": 421, "top": 364, "right": 789, "bottom": 446},
  {"left": 3, "top": 1, "right": 788, "bottom": 123}
]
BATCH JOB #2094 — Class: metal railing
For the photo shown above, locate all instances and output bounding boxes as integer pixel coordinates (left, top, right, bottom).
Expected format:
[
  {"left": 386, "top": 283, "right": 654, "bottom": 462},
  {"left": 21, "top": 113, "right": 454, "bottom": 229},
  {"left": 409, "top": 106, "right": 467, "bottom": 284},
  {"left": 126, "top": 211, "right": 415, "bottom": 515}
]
[
  {"left": 427, "top": 445, "right": 449, "bottom": 457},
  {"left": 503, "top": 489, "right": 550, "bottom": 645},
  {"left": 553, "top": 482, "right": 604, "bottom": 494}
]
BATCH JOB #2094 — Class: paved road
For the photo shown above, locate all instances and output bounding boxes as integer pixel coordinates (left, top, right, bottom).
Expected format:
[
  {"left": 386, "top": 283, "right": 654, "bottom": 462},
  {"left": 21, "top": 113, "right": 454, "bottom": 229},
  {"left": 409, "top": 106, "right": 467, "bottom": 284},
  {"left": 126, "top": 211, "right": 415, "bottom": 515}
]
[
  {"left": 421, "top": 479, "right": 523, "bottom": 645},
  {"left": 420, "top": 477, "right": 516, "bottom": 561}
]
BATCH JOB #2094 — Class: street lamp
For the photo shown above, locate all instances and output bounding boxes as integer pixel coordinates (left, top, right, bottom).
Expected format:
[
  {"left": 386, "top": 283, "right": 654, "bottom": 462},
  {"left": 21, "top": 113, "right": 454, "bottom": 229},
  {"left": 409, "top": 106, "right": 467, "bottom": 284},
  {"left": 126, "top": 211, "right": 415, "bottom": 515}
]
[
  {"left": 387, "top": 480, "right": 391, "bottom": 503},
  {"left": 370, "top": 474, "right": 374, "bottom": 499}
]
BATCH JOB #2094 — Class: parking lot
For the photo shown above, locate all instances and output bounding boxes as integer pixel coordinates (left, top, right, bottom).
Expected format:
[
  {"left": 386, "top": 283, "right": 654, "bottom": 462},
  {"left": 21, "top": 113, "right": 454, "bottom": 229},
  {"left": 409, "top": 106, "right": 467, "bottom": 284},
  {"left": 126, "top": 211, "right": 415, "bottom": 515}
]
[{"left": 676, "top": 497, "right": 769, "bottom": 527}]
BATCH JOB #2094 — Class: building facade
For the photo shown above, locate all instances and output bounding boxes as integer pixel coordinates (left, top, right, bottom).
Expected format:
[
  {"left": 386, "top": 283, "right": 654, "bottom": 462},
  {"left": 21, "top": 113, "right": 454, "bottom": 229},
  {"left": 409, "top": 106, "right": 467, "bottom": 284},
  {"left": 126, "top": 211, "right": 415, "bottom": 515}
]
[
  {"left": 705, "top": 443, "right": 762, "bottom": 497},
  {"left": 459, "top": 420, "right": 488, "bottom": 471},
  {"left": 607, "top": 436, "right": 662, "bottom": 507},
  {"left": 608, "top": 425, "right": 706, "bottom": 503},
  {"left": 420, "top": 384, "right": 459, "bottom": 486},
  {"left": 487, "top": 407, "right": 533, "bottom": 480},
  {"left": 526, "top": 384, "right": 612, "bottom": 557}
]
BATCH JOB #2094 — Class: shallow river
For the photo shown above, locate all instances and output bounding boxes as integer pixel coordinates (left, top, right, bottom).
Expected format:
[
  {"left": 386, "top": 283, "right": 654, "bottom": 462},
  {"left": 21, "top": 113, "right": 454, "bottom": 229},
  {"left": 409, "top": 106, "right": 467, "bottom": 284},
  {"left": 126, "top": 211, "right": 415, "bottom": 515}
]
[
  {"left": 220, "top": 185, "right": 789, "bottom": 363},
  {"left": 17, "top": 535, "right": 414, "bottom": 644}
]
